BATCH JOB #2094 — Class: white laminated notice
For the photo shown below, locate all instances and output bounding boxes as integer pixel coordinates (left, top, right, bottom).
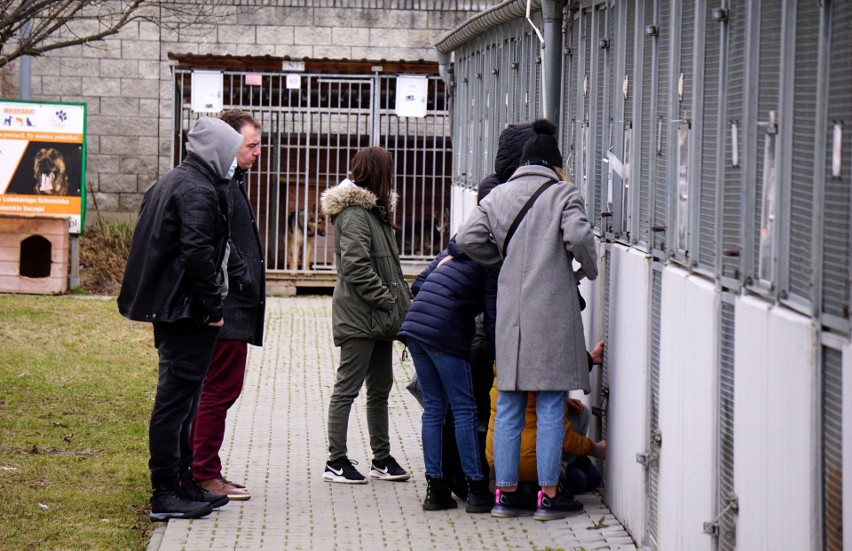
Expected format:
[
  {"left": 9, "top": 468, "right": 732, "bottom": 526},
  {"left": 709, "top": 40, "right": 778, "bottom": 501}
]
[{"left": 832, "top": 122, "right": 842, "bottom": 178}]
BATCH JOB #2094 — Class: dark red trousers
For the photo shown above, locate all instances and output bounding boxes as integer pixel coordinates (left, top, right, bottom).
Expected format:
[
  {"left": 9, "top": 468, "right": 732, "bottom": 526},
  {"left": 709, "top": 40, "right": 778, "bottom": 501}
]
[{"left": 191, "top": 339, "right": 248, "bottom": 481}]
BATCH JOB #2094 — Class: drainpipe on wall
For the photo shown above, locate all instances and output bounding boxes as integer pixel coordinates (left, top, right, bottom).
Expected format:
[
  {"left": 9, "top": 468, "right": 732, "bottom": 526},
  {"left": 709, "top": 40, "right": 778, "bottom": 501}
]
[
  {"left": 438, "top": 50, "right": 452, "bottom": 90},
  {"left": 540, "top": 0, "right": 567, "bottom": 126},
  {"left": 437, "top": 49, "right": 454, "bottom": 134},
  {"left": 20, "top": 19, "right": 32, "bottom": 100}
]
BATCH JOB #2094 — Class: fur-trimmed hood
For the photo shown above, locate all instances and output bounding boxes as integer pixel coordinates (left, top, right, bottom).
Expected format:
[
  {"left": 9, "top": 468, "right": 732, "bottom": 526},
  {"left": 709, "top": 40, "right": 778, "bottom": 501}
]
[{"left": 321, "top": 178, "right": 398, "bottom": 220}]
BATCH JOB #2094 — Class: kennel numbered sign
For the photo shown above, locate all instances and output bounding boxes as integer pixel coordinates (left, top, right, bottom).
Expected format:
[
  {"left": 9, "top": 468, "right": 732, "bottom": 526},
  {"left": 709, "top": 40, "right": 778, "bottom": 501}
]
[{"left": 0, "top": 100, "right": 87, "bottom": 234}]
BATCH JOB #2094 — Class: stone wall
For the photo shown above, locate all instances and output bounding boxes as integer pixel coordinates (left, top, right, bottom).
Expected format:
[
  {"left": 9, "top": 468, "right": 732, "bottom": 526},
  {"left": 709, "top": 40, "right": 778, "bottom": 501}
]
[{"left": 24, "top": 1, "right": 484, "bottom": 220}]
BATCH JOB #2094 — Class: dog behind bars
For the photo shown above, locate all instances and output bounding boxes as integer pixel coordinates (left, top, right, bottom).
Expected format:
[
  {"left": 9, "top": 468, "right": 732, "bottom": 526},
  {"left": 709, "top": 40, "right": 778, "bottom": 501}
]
[
  {"left": 397, "top": 207, "right": 450, "bottom": 256},
  {"left": 287, "top": 208, "right": 326, "bottom": 271}
]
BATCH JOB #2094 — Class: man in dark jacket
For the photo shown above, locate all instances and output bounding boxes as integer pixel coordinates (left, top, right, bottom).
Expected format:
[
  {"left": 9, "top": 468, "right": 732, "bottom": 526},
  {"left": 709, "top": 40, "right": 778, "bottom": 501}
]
[
  {"left": 118, "top": 116, "right": 243, "bottom": 522},
  {"left": 191, "top": 111, "right": 265, "bottom": 501}
]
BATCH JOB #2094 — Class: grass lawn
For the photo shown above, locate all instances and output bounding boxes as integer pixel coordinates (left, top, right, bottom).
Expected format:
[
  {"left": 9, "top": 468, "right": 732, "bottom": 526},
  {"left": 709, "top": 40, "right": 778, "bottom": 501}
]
[{"left": 0, "top": 294, "right": 157, "bottom": 550}]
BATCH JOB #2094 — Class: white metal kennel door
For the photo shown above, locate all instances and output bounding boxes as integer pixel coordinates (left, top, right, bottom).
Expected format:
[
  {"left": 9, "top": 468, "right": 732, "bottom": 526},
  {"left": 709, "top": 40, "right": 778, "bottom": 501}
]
[{"left": 173, "top": 70, "right": 452, "bottom": 273}]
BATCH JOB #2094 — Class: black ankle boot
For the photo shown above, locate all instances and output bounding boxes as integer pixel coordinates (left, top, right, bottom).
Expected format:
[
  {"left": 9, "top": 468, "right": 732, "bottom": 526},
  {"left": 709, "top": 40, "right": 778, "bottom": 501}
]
[
  {"left": 149, "top": 480, "right": 213, "bottom": 522},
  {"left": 449, "top": 474, "right": 468, "bottom": 501},
  {"left": 423, "top": 476, "right": 457, "bottom": 511},
  {"left": 179, "top": 471, "right": 229, "bottom": 508},
  {"left": 465, "top": 478, "right": 493, "bottom": 513}
]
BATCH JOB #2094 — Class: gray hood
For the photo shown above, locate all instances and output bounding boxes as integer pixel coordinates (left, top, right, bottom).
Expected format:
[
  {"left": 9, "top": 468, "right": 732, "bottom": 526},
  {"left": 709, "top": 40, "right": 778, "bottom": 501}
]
[{"left": 186, "top": 117, "right": 243, "bottom": 179}]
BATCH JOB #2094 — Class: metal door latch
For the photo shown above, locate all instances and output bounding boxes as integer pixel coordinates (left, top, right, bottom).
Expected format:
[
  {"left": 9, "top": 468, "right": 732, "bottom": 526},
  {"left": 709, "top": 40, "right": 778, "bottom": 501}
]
[{"left": 703, "top": 494, "right": 739, "bottom": 537}]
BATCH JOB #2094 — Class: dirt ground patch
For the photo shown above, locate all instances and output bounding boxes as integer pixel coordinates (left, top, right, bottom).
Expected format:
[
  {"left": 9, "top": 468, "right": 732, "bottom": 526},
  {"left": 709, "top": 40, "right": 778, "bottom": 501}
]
[{"left": 79, "top": 220, "right": 132, "bottom": 295}]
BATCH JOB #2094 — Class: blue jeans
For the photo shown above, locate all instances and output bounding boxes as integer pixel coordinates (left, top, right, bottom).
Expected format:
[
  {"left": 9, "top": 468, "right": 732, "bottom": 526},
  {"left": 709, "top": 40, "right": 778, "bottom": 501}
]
[
  {"left": 494, "top": 390, "right": 566, "bottom": 487},
  {"left": 563, "top": 456, "right": 602, "bottom": 494},
  {"left": 408, "top": 338, "right": 483, "bottom": 480},
  {"left": 561, "top": 404, "right": 600, "bottom": 493}
]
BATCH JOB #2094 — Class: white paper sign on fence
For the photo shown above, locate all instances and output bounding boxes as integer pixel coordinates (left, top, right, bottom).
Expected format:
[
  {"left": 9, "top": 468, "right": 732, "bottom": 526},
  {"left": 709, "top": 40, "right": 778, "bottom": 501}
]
[
  {"left": 191, "top": 71, "right": 223, "bottom": 113},
  {"left": 395, "top": 76, "right": 428, "bottom": 118}
]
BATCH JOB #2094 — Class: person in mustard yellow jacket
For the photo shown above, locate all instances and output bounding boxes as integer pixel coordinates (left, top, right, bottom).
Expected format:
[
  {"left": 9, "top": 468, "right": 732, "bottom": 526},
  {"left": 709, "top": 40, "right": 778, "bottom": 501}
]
[{"left": 485, "top": 340, "right": 606, "bottom": 511}]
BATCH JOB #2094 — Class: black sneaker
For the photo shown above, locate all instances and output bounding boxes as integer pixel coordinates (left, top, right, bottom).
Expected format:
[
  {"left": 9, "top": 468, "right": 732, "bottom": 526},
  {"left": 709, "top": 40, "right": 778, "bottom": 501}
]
[
  {"left": 369, "top": 455, "right": 411, "bottom": 481},
  {"left": 533, "top": 488, "right": 584, "bottom": 521},
  {"left": 179, "top": 474, "right": 229, "bottom": 509},
  {"left": 490, "top": 488, "right": 535, "bottom": 518},
  {"left": 323, "top": 457, "right": 368, "bottom": 484},
  {"left": 149, "top": 486, "right": 213, "bottom": 522}
]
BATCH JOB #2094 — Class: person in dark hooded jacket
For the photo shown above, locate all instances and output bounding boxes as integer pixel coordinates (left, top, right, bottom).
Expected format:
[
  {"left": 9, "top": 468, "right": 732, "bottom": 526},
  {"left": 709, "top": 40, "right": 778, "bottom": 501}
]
[
  {"left": 477, "top": 122, "right": 536, "bottom": 346},
  {"left": 118, "top": 116, "right": 243, "bottom": 522},
  {"left": 417, "top": 122, "right": 535, "bottom": 505},
  {"left": 477, "top": 122, "right": 537, "bottom": 205},
  {"left": 191, "top": 110, "right": 266, "bottom": 502}
]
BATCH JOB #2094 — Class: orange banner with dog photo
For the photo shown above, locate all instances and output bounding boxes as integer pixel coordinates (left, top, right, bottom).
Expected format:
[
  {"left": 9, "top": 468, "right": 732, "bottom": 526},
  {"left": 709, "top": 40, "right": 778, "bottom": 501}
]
[{"left": 0, "top": 100, "right": 87, "bottom": 234}]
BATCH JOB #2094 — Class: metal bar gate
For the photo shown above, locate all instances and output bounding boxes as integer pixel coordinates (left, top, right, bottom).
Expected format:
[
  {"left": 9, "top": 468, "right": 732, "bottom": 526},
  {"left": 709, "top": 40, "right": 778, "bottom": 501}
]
[{"left": 172, "top": 69, "right": 452, "bottom": 275}]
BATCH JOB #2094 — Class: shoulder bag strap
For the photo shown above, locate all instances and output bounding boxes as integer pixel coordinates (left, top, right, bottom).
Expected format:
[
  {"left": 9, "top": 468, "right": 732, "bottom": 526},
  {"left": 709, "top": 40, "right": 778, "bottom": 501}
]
[{"left": 502, "top": 179, "right": 558, "bottom": 258}]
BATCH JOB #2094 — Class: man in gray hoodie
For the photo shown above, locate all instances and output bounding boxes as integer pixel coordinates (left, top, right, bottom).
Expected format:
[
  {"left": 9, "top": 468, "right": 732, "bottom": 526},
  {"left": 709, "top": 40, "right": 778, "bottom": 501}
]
[{"left": 118, "top": 116, "right": 243, "bottom": 521}]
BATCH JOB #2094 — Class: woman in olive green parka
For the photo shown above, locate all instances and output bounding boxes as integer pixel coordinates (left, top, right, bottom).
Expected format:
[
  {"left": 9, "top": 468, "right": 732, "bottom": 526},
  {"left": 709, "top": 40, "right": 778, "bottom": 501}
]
[{"left": 319, "top": 146, "right": 412, "bottom": 484}]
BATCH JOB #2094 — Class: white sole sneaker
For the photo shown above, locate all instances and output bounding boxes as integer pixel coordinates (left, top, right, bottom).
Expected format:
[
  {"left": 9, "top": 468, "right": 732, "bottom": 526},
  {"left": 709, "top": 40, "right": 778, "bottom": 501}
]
[
  {"left": 323, "top": 470, "right": 368, "bottom": 484},
  {"left": 369, "top": 468, "right": 411, "bottom": 481}
]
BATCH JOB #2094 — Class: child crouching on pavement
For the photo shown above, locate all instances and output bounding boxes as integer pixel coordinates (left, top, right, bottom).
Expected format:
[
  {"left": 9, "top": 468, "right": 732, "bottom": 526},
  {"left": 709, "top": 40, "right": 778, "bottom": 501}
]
[
  {"left": 397, "top": 237, "right": 493, "bottom": 513},
  {"left": 485, "top": 340, "right": 607, "bottom": 512}
]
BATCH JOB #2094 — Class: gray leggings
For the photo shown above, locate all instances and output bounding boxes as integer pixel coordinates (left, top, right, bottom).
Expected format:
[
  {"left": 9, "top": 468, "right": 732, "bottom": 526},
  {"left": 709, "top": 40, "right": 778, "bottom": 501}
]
[{"left": 327, "top": 338, "right": 393, "bottom": 462}]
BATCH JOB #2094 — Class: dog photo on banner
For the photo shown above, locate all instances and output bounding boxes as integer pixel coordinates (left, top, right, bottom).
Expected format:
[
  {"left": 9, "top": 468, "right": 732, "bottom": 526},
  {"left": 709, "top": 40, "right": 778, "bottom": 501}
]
[{"left": 4, "top": 141, "right": 81, "bottom": 197}]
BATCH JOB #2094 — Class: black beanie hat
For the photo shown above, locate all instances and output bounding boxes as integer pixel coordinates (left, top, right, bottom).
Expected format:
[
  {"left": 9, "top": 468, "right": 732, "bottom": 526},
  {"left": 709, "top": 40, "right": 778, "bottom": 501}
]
[{"left": 519, "top": 119, "right": 563, "bottom": 169}]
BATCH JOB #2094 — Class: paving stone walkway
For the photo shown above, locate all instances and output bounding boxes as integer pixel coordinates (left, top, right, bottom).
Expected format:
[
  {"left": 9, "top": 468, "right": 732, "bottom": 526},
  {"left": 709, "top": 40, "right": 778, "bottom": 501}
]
[{"left": 147, "top": 297, "right": 637, "bottom": 551}]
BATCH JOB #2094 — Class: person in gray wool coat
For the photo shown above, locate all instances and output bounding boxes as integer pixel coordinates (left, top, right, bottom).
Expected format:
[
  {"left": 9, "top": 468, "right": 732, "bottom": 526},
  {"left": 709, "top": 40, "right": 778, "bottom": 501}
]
[{"left": 455, "top": 119, "right": 599, "bottom": 521}]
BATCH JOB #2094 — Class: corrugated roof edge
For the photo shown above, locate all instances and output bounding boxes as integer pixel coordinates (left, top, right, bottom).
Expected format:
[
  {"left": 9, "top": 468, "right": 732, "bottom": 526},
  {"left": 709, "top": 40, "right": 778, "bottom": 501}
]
[{"left": 435, "top": 0, "right": 543, "bottom": 54}]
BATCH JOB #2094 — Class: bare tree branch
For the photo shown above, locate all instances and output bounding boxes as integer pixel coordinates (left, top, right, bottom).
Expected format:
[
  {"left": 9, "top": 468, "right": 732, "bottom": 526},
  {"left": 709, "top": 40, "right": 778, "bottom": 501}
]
[{"left": 0, "top": 0, "right": 264, "bottom": 70}]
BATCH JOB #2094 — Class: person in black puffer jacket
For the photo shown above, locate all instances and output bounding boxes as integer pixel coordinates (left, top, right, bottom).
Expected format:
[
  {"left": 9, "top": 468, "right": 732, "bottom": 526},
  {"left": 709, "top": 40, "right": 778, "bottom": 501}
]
[{"left": 398, "top": 238, "right": 493, "bottom": 514}]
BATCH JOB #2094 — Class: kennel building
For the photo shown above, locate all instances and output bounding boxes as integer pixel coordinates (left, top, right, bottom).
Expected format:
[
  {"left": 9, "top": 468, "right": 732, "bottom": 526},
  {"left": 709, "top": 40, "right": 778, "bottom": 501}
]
[
  {"left": 171, "top": 56, "right": 453, "bottom": 285},
  {"left": 439, "top": 0, "right": 850, "bottom": 549}
]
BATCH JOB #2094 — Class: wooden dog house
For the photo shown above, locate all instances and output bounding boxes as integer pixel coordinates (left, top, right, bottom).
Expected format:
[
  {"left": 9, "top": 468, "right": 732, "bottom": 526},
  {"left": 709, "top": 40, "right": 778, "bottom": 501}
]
[{"left": 0, "top": 214, "right": 69, "bottom": 294}]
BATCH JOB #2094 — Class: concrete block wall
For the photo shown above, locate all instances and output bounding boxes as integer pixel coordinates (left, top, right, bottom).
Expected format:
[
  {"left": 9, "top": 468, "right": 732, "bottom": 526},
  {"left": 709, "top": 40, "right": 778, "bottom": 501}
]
[{"left": 22, "top": 0, "right": 484, "bottom": 220}]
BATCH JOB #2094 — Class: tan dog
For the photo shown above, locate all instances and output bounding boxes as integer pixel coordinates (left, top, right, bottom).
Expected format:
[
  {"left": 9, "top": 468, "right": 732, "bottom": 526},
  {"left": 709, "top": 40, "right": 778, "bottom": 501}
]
[
  {"left": 33, "top": 147, "right": 69, "bottom": 196},
  {"left": 287, "top": 208, "right": 326, "bottom": 271}
]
